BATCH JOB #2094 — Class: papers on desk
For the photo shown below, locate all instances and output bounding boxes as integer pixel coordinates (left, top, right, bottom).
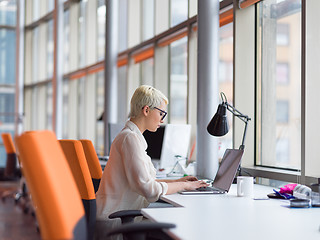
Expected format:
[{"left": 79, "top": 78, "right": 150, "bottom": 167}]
[
  {"left": 156, "top": 169, "right": 168, "bottom": 178},
  {"left": 156, "top": 161, "right": 196, "bottom": 178}
]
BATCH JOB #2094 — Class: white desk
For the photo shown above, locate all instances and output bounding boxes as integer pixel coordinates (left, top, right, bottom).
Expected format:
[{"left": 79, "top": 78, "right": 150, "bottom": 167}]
[{"left": 142, "top": 184, "right": 320, "bottom": 240}]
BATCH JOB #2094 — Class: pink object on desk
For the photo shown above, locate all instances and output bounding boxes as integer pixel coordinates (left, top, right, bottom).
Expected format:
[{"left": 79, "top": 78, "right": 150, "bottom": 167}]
[{"left": 279, "top": 183, "right": 297, "bottom": 195}]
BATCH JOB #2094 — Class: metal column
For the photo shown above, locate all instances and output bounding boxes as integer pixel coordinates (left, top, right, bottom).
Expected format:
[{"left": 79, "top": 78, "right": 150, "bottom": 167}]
[
  {"left": 104, "top": 0, "right": 118, "bottom": 155},
  {"left": 197, "top": 0, "right": 220, "bottom": 179},
  {"left": 53, "top": 0, "right": 64, "bottom": 138},
  {"left": 15, "top": 0, "right": 25, "bottom": 135}
]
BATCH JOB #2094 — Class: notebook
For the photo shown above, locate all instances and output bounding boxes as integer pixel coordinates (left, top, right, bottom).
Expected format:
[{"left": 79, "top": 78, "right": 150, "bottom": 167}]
[{"left": 179, "top": 149, "right": 244, "bottom": 194}]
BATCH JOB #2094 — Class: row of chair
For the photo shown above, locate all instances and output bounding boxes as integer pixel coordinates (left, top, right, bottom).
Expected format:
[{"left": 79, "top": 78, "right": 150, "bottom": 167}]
[
  {"left": 59, "top": 139, "right": 99, "bottom": 240},
  {"left": 13, "top": 130, "right": 175, "bottom": 240}
]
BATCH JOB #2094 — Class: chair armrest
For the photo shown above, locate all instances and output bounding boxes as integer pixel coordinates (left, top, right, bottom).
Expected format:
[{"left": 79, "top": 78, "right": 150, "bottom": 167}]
[
  {"left": 109, "top": 210, "right": 143, "bottom": 224},
  {"left": 106, "top": 222, "right": 176, "bottom": 240}
]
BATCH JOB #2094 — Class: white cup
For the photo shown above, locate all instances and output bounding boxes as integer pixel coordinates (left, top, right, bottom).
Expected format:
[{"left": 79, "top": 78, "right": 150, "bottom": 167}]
[{"left": 237, "top": 176, "right": 254, "bottom": 197}]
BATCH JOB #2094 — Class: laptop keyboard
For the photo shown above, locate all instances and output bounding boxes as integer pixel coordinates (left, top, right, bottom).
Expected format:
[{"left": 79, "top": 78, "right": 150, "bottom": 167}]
[
  {"left": 196, "top": 186, "right": 219, "bottom": 192},
  {"left": 179, "top": 185, "right": 226, "bottom": 194}
]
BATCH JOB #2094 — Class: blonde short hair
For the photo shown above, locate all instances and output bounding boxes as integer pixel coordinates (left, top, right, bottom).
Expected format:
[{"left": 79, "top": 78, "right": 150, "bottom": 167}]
[{"left": 129, "top": 85, "right": 168, "bottom": 118}]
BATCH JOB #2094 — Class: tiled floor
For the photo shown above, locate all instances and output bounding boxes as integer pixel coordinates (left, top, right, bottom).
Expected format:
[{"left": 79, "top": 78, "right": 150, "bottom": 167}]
[{"left": 0, "top": 181, "right": 41, "bottom": 240}]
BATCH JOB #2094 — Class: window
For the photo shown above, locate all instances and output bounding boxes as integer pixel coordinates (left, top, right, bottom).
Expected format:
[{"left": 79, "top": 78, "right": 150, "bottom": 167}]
[
  {"left": 0, "top": 1, "right": 17, "bottom": 167},
  {"left": 171, "top": 0, "right": 188, "bottom": 27},
  {"left": 62, "top": 80, "right": 69, "bottom": 139},
  {"left": 31, "top": 87, "right": 39, "bottom": 129},
  {"left": 78, "top": 77, "right": 85, "bottom": 138},
  {"left": 47, "top": 20, "right": 54, "bottom": 78},
  {"left": 277, "top": 23, "right": 289, "bottom": 46},
  {"left": 32, "top": 27, "right": 39, "bottom": 83},
  {"left": 256, "top": 0, "right": 301, "bottom": 170},
  {"left": 0, "top": 29, "right": 16, "bottom": 84},
  {"left": 117, "top": 65, "right": 127, "bottom": 122},
  {"left": 141, "top": 58, "right": 154, "bottom": 86},
  {"left": 276, "top": 100, "right": 289, "bottom": 123},
  {"left": 48, "top": 0, "right": 54, "bottom": 12},
  {"left": 118, "top": 0, "right": 128, "bottom": 52},
  {"left": 96, "top": 71, "right": 104, "bottom": 154},
  {"left": 32, "top": 0, "right": 40, "bottom": 21},
  {"left": 142, "top": 0, "right": 154, "bottom": 41},
  {"left": 170, "top": 36, "right": 188, "bottom": 124},
  {"left": 155, "top": 0, "right": 169, "bottom": 35},
  {"left": 276, "top": 138, "right": 289, "bottom": 165},
  {"left": 46, "top": 83, "right": 53, "bottom": 130},
  {"left": 63, "top": 11, "right": 70, "bottom": 74},
  {"left": 0, "top": 0, "right": 16, "bottom": 26},
  {"left": 97, "top": 0, "right": 106, "bottom": 60},
  {"left": 276, "top": 62, "right": 289, "bottom": 84},
  {"left": 0, "top": 130, "right": 14, "bottom": 167},
  {"left": 78, "top": 1, "right": 87, "bottom": 68},
  {"left": 0, "top": 91, "right": 15, "bottom": 124}
]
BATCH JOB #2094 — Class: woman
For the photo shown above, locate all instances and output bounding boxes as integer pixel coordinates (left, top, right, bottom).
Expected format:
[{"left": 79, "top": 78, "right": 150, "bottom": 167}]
[{"left": 95, "top": 85, "right": 207, "bottom": 239}]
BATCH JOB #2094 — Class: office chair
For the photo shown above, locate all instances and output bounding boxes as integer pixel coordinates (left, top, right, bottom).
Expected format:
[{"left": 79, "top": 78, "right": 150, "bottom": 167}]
[
  {"left": 0, "top": 133, "right": 20, "bottom": 180},
  {"left": 15, "top": 131, "right": 87, "bottom": 240},
  {"left": 0, "top": 133, "right": 31, "bottom": 213},
  {"left": 59, "top": 139, "right": 97, "bottom": 240},
  {"left": 79, "top": 139, "right": 103, "bottom": 193}
]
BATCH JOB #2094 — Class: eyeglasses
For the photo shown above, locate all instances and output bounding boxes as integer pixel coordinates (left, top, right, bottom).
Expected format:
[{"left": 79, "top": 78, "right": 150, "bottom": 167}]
[{"left": 153, "top": 107, "right": 167, "bottom": 120}]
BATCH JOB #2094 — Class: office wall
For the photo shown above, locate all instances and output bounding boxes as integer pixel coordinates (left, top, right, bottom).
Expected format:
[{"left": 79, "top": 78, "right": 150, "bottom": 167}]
[{"left": 305, "top": 0, "right": 320, "bottom": 178}]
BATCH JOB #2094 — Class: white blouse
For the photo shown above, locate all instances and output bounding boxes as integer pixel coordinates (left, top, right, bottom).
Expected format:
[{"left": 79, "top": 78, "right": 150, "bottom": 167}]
[{"left": 95, "top": 120, "right": 168, "bottom": 223}]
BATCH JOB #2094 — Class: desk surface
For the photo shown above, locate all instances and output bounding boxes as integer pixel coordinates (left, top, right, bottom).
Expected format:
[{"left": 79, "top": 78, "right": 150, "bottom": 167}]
[{"left": 142, "top": 184, "right": 320, "bottom": 240}]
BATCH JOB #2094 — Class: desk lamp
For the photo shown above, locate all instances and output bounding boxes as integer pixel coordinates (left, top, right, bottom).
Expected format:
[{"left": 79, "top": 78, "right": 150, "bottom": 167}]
[{"left": 207, "top": 92, "right": 251, "bottom": 175}]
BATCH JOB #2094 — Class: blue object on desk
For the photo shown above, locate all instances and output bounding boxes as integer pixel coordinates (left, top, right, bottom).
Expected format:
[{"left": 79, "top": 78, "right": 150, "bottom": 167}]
[{"left": 273, "top": 189, "right": 295, "bottom": 199}]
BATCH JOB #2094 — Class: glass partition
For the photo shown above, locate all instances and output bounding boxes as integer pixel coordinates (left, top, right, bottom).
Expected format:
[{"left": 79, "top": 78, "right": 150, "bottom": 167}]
[{"left": 256, "top": 0, "right": 301, "bottom": 170}]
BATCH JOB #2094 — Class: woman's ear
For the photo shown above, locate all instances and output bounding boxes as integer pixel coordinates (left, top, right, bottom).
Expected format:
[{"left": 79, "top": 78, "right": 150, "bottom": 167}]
[{"left": 142, "top": 105, "right": 149, "bottom": 116}]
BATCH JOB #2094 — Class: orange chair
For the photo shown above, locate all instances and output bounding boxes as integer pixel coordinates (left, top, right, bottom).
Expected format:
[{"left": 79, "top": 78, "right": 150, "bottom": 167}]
[
  {"left": 1, "top": 133, "right": 33, "bottom": 215},
  {"left": 59, "top": 140, "right": 96, "bottom": 240},
  {"left": 79, "top": 139, "right": 102, "bottom": 193},
  {"left": 15, "top": 130, "right": 87, "bottom": 240},
  {"left": 1, "top": 133, "right": 19, "bottom": 179}
]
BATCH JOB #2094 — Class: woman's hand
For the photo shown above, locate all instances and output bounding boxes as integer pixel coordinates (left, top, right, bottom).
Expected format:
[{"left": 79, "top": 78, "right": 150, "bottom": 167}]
[
  {"left": 178, "top": 176, "right": 198, "bottom": 182},
  {"left": 165, "top": 179, "right": 209, "bottom": 194},
  {"left": 184, "top": 180, "right": 209, "bottom": 191}
]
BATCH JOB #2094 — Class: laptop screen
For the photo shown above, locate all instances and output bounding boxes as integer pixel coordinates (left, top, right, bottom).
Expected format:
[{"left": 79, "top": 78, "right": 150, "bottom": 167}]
[{"left": 212, "top": 149, "right": 244, "bottom": 192}]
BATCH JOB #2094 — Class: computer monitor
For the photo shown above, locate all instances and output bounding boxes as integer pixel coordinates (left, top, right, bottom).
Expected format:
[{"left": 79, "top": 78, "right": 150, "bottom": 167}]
[
  {"left": 159, "top": 124, "right": 191, "bottom": 170},
  {"left": 143, "top": 126, "right": 165, "bottom": 160}
]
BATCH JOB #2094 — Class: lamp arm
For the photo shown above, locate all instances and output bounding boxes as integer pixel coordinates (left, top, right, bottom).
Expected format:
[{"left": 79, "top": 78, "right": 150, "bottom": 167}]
[
  {"left": 225, "top": 102, "right": 251, "bottom": 123},
  {"left": 224, "top": 102, "right": 251, "bottom": 150}
]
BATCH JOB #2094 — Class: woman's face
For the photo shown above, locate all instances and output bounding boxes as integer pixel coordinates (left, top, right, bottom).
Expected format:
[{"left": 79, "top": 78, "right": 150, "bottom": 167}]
[{"left": 146, "top": 101, "right": 167, "bottom": 132}]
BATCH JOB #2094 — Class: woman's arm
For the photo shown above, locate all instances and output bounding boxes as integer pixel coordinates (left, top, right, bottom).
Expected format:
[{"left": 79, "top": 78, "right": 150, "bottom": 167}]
[
  {"left": 164, "top": 180, "right": 209, "bottom": 195},
  {"left": 156, "top": 175, "right": 198, "bottom": 183},
  {"left": 157, "top": 176, "right": 208, "bottom": 194}
]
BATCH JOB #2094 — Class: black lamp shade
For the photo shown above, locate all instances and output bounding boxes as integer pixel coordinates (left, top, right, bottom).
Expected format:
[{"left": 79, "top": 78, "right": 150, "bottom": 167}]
[
  {"left": 97, "top": 112, "right": 104, "bottom": 121},
  {"left": 207, "top": 103, "right": 229, "bottom": 136}
]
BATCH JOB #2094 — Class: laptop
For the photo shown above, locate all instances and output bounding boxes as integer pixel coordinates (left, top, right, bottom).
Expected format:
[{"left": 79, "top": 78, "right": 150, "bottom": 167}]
[{"left": 179, "top": 149, "right": 244, "bottom": 194}]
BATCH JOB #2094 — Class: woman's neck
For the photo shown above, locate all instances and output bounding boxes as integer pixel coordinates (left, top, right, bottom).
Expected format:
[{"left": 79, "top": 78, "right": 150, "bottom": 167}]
[{"left": 130, "top": 118, "right": 146, "bottom": 134}]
